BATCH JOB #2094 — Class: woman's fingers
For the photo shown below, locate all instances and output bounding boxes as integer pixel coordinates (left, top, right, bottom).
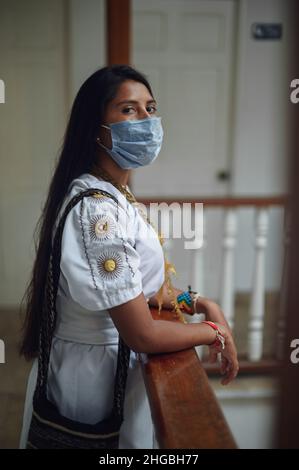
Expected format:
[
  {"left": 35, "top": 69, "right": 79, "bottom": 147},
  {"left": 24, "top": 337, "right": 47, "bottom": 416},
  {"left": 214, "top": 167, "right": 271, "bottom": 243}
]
[
  {"left": 208, "top": 347, "right": 218, "bottom": 363},
  {"left": 221, "top": 356, "right": 239, "bottom": 385},
  {"left": 220, "top": 356, "right": 228, "bottom": 375},
  {"left": 207, "top": 328, "right": 239, "bottom": 385}
]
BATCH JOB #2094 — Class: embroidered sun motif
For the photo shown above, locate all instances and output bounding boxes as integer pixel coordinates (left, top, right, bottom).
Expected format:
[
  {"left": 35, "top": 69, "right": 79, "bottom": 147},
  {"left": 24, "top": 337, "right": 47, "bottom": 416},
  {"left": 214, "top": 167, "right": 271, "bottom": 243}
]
[
  {"left": 97, "top": 250, "right": 124, "bottom": 281},
  {"left": 89, "top": 214, "right": 117, "bottom": 241}
]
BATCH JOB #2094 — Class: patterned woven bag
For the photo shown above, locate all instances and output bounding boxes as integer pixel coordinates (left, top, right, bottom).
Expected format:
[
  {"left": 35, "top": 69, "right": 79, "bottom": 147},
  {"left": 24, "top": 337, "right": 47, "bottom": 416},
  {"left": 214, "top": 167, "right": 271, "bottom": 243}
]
[{"left": 26, "top": 188, "right": 131, "bottom": 449}]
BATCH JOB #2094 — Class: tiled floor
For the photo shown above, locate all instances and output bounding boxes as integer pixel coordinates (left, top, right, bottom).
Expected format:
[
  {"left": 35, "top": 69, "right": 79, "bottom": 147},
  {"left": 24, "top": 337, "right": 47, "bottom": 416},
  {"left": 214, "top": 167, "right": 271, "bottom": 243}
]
[{"left": 0, "top": 291, "right": 280, "bottom": 448}]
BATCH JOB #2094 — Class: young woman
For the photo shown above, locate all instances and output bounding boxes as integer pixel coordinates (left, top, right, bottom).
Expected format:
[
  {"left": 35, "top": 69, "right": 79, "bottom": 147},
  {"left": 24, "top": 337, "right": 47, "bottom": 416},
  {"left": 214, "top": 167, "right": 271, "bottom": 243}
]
[{"left": 19, "top": 65, "right": 239, "bottom": 449}]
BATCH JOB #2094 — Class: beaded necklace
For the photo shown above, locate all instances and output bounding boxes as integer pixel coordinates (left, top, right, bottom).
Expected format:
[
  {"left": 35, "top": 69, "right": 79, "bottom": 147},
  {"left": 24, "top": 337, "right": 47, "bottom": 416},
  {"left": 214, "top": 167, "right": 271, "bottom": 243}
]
[{"left": 90, "top": 165, "right": 186, "bottom": 323}]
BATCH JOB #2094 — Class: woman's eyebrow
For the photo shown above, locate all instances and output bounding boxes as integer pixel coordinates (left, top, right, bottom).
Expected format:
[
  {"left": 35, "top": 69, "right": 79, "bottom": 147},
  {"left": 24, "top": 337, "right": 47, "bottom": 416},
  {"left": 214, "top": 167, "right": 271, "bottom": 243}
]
[{"left": 116, "top": 99, "right": 157, "bottom": 106}]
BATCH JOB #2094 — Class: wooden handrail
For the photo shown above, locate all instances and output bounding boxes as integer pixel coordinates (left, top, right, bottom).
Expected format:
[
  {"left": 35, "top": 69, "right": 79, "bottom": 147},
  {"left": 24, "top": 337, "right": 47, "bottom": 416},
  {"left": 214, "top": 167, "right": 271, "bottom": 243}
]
[
  {"left": 137, "top": 196, "right": 288, "bottom": 207},
  {"left": 138, "top": 307, "right": 237, "bottom": 449}
]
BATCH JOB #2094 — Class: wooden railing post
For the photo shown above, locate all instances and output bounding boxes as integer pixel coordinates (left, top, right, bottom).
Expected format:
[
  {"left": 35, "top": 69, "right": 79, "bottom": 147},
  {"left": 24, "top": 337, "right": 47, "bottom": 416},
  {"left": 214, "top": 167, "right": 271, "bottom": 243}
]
[{"left": 277, "top": 209, "right": 291, "bottom": 360}]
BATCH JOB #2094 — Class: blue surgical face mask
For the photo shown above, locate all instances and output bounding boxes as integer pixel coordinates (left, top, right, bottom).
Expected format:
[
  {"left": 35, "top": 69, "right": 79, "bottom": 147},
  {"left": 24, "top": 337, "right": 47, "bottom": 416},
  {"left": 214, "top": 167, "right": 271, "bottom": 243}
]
[{"left": 96, "top": 116, "right": 163, "bottom": 169}]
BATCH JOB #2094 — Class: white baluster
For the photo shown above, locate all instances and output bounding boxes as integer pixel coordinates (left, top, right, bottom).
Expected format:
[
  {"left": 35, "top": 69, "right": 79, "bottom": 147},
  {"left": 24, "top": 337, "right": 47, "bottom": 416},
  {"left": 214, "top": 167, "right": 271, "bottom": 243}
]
[
  {"left": 277, "top": 208, "right": 291, "bottom": 360},
  {"left": 219, "top": 208, "right": 237, "bottom": 330},
  {"left": 189, "top": 210, "right": 207, "bottom": 360},
  {"left": 191, "top": 243, "right": 205, "bottom": 297},
  {"left": 248, "top": 208, "right": 269, "bottom": 361},
  {"left": 192, "top": 246, "right": 205, "bottom": 360}
]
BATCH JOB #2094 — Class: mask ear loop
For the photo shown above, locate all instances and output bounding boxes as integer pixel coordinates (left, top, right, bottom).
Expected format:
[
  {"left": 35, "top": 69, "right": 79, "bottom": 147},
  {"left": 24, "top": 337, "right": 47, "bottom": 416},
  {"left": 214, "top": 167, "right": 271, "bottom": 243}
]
[
  {"left": 95, "top": 124, "right": 111, "bottom": 147},
  {"left": 95, "top": 138, "right": 109, "bottom": 152}
]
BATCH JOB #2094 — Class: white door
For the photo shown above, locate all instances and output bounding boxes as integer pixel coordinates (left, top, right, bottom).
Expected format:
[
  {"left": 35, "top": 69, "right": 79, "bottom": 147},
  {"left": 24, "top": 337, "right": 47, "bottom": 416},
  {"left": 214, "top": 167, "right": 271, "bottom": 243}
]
[
  {"left": 132, "top": 0, "right": 237, "bottom": 197},
  {"left": 0, "top": 0, "right": 68, "bottom": 305}
]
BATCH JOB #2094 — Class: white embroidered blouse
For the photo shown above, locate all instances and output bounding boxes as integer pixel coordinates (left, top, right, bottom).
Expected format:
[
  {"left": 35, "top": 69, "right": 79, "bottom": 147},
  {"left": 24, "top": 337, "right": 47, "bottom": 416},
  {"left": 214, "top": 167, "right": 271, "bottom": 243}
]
[{"left": 19, "top": 172, "right": 165, "bottom": 449}]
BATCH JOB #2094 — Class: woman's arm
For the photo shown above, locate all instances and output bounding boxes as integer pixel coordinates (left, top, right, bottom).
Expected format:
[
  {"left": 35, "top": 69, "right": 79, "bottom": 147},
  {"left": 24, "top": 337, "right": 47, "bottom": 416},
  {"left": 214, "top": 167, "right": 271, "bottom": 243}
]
[
  {"left": 149, "top": 284, "right": 232, "bottom": 334},
  {"left": 147, "top": 285, "right": 238, "bottom": 384},
  {"left": 147, "top": 283, "right": 185, "bottom": 310},
  {"left": 109, "top": 291, "right": 239, "bottom": 385},
  {"left": 201, "top": 299, "right": 232, "bottom": 333},
  {"left": 148, "top": 283, "right": 208, "bottom": 314},
  {"left": 109, "top": 291, "right": 217, "bottom": 354},
  {"left": 148, "top": 284, "right": 227, "bottom": 320}
]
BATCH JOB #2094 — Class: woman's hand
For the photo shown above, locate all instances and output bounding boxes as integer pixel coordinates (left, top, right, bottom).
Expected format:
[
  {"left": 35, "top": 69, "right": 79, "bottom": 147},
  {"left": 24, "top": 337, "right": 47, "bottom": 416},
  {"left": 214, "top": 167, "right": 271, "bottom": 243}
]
[
  {"left": 196, "top": 297, "right": 232, "bottom": 333},
  {"left": 207, "top": 321, "right": 239, "bottom": 386},
  {"left": 200, "top": 299, "right": 239, "bottom": 384}
]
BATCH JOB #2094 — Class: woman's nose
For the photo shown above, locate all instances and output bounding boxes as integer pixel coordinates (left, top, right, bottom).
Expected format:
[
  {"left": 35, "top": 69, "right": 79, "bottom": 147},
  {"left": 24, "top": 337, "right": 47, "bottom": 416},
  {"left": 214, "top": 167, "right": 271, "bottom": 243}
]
[{"left": 138, "top": 108, "right": 151, "bottom": 120}]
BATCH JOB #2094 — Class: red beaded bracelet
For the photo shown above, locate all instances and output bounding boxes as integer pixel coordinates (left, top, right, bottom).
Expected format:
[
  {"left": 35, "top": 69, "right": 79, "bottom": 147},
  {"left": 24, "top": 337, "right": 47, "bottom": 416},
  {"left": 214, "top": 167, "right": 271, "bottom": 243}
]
[{"left": 202, "top": 321, "right": 226, "bottom": 350}]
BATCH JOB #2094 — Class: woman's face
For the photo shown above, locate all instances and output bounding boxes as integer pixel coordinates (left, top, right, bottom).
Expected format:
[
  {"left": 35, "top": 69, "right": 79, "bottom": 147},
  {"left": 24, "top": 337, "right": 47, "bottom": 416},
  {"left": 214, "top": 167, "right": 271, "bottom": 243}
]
[
  {"left": 98, "top": 79, "right": 158, "bottom": 149},
  {"left": 103, "top": 79, "right": 158, "bottom": 124}
]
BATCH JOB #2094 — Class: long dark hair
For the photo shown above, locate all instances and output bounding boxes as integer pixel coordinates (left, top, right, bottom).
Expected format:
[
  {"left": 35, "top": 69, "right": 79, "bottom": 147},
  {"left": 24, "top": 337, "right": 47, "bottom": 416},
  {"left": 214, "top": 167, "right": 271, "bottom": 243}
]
[{"left": 20, "top": 64, "right": 153, "bottom": 360}]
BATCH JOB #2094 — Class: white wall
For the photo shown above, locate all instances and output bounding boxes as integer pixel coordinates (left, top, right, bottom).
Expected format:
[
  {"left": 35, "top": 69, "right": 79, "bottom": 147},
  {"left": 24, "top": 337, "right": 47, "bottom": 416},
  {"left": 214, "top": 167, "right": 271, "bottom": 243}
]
[
  {"left": 0, "top": 0, "right": 293, "bottom": 304},
  {"left": 231, "top": 0, "right": 293, "bottom": 195},
  {"left": 68, "top": 0, "right": 106, "bottom": 102},
  {"left": 0, "top": 0, "right": 68, "bottom": 306},
  {"left": 0, "top": 0, "right": 106, "bottom": 306}
]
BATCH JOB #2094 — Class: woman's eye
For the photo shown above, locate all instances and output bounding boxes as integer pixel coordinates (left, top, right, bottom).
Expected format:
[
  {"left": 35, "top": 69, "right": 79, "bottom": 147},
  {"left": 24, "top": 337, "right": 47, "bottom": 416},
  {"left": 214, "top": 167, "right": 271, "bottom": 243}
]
[
  {"left": 121, "top": 105, "right": 157, "bottom": 114},
  {"left": 147, "top": 105, "right": 157, "bottom": 114},
  {"left": 122, "top": 107, "right": 135, "bottom": 114}
]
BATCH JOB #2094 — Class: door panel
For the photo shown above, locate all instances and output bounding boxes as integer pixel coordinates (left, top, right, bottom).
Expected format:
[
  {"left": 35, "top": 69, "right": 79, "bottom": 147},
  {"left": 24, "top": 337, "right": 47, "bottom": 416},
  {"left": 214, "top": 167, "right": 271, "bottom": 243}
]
[{"left": 132, "top": 0, "right": 237, "bottom": 197}]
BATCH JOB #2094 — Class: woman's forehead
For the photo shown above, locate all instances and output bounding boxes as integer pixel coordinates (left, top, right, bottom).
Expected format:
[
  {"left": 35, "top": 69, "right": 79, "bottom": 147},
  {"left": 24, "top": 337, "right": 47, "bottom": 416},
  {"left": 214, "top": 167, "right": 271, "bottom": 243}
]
[{"left": 113, "top": 80, "right": 153, "bottom": 103}]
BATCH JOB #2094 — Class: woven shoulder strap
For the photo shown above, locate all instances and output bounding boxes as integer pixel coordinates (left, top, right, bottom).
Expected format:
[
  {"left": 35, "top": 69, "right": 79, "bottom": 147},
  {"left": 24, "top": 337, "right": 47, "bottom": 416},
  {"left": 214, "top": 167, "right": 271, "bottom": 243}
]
[{"left": 35, "top": 188, "right": 131, "bottom": 421}]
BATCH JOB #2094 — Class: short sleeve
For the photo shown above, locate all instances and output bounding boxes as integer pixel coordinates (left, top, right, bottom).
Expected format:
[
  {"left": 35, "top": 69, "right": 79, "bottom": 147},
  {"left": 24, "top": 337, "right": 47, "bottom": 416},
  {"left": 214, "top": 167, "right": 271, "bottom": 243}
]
[{"left": 59, "top": 192, "right": 143, "bottom": 311}]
